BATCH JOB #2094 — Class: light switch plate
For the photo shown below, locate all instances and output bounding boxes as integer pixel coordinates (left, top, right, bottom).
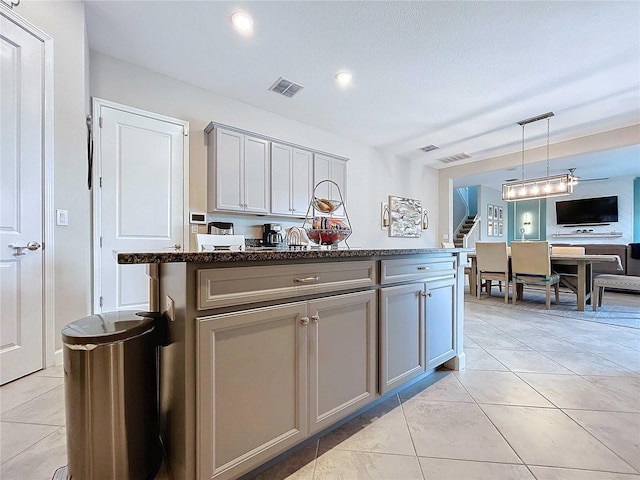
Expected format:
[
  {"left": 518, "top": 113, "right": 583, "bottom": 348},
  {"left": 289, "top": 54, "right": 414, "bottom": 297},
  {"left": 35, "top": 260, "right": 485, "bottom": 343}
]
[{"left": 56, "top": 209, "right": 69, "bottom": 226}]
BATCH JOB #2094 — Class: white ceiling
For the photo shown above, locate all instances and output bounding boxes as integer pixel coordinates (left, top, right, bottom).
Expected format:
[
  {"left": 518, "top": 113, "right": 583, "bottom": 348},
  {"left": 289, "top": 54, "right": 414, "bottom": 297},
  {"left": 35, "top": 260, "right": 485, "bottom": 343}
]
[{"left": 85, "top": 1, "right": 639, "bottom": 175}]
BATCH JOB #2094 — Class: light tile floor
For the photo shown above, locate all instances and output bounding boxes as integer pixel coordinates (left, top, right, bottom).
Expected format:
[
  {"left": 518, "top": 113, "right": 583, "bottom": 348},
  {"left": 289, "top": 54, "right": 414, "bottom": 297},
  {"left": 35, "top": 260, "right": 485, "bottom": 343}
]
[{"left": 0, "top": 291, "right": 638, "bottom": 480}]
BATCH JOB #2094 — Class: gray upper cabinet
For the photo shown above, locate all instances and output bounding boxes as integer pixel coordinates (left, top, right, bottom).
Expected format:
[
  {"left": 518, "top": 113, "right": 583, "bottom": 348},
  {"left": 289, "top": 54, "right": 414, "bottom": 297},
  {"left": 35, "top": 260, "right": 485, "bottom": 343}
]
[
  {"left": 208, "top": 127, "right": 270, "bottom": 213},
  {"left": 270, "top": 143, "right": 313, "bottom": 216},
  {"left": 313, "top": 153, "right": 347, "bottom": 217}
]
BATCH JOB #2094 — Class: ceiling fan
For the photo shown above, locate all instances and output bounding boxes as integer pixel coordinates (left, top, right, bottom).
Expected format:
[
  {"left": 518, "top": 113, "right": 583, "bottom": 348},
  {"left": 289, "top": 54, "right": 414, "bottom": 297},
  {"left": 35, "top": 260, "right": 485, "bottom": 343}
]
[{"left": 568, "top": 168, "right": 609, "bottom": 186}]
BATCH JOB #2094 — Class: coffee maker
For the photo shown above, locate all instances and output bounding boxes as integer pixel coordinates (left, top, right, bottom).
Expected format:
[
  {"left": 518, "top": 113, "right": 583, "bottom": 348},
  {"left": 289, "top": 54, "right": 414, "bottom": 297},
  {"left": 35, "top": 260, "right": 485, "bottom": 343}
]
[{"left": 262, "top": 223, "right": 283, "bottom": 247}]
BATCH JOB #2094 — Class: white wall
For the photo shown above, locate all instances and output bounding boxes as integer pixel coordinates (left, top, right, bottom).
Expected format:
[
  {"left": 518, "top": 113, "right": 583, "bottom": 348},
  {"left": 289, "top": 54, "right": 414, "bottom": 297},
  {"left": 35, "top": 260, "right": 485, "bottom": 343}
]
[
  {"left": 89, "top": 52, "right": 439, "bottom": 249},
  {"left": 546, "top": 176, "right": 635, "bottom": 245},
  {"left": 15, "top": 1, "right": 90, "bottom": 354}
]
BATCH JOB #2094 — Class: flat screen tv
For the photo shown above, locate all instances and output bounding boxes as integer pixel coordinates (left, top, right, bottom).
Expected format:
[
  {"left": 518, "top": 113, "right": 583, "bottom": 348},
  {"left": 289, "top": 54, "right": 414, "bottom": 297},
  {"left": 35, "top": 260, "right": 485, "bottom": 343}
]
[{"left": 555, "top": 195, "right": 618, "bottom": 225}]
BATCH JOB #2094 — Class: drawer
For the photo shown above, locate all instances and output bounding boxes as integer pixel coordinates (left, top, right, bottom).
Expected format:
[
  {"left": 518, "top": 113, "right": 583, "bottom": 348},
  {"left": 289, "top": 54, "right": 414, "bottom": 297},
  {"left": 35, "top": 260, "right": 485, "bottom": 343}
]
[
  {"left": 198, "top": 260, "right": 376, "bottom": 310},
  {"left": 380, "top": 256, "right": 456, "bottom": 285}
]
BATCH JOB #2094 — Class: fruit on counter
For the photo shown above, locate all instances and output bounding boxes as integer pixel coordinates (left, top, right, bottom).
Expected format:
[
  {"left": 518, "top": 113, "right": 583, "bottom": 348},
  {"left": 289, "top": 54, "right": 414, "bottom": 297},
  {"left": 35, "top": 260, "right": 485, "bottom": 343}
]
[
  {"left": 315, "top": 198, "right": 334, "bottom": 212},
  {"left": 311, "top": 217, "right": 348, "bottom": 230}
]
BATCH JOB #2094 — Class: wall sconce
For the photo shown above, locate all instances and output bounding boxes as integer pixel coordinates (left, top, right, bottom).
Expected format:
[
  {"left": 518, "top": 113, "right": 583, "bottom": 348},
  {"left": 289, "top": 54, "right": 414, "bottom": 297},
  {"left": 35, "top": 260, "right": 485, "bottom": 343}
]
[
  {"left": 422, "top": 209, "right": 429, "bottom": 230},
  {"left": 381, "top": 202, "right": 390, "bottom": 228}
]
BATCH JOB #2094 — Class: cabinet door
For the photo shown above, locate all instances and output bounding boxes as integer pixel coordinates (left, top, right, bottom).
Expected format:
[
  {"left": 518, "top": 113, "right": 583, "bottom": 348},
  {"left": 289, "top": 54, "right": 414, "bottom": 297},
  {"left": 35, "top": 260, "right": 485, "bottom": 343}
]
[
  {"left": 329, "top": 158, "right": 347, "bottom": 217},
  {"left": 291, "top": 148, "right": 313, "bottom": 216},
  {"left": 271, "top": 143, "right": 293, "bottom": 215},
  {"left": 313, "top": 153, "right": 331, "bottom": 197},
  {"left": 307, "top": 290, "right": 377, "bottom": 434},
  {"left": 313, "top": 154, "right": 347, "bottom": 217},
  {"left": 425, "top": 277, "right": 457, "bottom": 369},
  {"left": 379, "top": 283, "right": 425, "bottom": 394},
  {"left": 244, "top": 135, "right": 270, "bottom": 213},
  {"left": 197, "top": 303, "right": 308, "bottom": 479},
  {"left": 215, "top": 128, "right": 244, "bottom": 212}
]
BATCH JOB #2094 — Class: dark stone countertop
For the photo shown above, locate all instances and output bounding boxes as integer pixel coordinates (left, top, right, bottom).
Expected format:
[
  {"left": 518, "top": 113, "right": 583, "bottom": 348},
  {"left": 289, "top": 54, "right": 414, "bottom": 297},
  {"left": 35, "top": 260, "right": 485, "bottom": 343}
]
[{"left": 117, "top": 247, "right": 471, "bottom": 264}]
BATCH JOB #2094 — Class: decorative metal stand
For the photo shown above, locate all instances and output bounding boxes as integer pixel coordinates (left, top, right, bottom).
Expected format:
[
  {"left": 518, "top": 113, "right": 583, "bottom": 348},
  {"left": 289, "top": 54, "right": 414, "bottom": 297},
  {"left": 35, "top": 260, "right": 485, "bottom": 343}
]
[{"left": 302, "top": 180, "right": 352, "bottom": 248}]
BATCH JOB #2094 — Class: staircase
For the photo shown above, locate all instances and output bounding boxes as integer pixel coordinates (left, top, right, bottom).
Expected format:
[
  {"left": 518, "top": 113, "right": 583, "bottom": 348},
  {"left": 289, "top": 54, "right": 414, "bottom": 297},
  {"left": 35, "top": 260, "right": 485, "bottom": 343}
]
[{"left": 454, "top": 216, "right": 477, "bottom": 247}]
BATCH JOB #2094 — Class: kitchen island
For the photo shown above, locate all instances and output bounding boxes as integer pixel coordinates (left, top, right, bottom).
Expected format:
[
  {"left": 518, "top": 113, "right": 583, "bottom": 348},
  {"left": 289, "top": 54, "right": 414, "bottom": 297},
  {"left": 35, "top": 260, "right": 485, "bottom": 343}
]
[{"left": 118, "top": 247, "right": 468, "bottom": 480}]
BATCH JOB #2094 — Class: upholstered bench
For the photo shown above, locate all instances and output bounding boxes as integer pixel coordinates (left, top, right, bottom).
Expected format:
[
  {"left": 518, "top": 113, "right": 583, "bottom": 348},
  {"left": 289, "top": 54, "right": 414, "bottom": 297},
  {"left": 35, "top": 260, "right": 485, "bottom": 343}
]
[{"left": 593, "top": 274, "right": 640, "bottom": 311}]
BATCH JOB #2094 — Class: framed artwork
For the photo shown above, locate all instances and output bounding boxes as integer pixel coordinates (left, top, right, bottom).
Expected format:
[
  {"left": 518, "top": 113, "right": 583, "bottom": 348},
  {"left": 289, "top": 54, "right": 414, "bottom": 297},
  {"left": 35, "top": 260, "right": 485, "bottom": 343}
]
[
  {"left": 389, "top": 195, "right": 422, "bottom": 237},
  {"left": 499, "top": 207, "right": 503, "bottom": 221},
  {"left": 498, "top": 222, "right": 503, "bottom": 236},
  {"left": 487, "top": 221, "right": 493, "bottom": 237},
  {"left": 487, "top": 205, "right": 493, "bottom": 220}
]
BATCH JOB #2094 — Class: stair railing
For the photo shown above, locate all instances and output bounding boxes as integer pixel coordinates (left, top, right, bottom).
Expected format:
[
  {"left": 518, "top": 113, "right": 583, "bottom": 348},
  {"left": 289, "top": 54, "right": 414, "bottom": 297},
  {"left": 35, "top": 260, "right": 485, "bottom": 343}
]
[{"left": 463, "top": 215, "right": 480, "bottom": 249}]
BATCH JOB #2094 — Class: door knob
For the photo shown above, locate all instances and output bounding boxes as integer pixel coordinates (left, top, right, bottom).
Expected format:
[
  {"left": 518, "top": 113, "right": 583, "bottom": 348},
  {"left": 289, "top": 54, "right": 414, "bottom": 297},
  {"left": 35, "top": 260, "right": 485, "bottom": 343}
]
[{"left": 9, "top": 241, "right": 41, "bottom": 256}]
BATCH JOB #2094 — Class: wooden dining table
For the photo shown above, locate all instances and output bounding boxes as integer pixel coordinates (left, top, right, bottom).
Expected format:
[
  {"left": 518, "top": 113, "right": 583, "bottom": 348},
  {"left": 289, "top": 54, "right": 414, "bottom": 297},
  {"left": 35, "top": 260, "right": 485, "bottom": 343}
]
[{"left": 468, "top": 252, "right": 623, "bottom": 311}]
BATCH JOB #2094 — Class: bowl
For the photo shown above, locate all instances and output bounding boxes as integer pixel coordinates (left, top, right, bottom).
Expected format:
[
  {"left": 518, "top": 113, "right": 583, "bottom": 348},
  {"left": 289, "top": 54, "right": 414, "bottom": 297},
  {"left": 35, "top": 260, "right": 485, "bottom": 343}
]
[
  {"left": 311, "top": 197, "right": 342, "bottom": 214},
  {"left": 306, "top": 228, "right": 351, "bottom": 246}
]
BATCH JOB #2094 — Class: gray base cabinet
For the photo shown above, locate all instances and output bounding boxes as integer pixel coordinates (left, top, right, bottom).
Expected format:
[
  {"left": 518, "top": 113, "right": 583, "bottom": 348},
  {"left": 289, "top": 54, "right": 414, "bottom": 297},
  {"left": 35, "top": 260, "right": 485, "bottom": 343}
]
[
  {"left": 196, "top": 303, "right": 308, "bottom": 480},
  {"left": 197, "top": 290, "right": 377, "bottom": 480},
  {"left": 426, "top": 277, "right": 456, "bottom": 368},
  {"left": 379, "top": 283, "right": 425, "bottom": 394},
  {"left": 307, "top": 291, "right": 377, "bottom": 434},
  {"left": 379, "top": 257, "right": 458, "bottom": 394}
]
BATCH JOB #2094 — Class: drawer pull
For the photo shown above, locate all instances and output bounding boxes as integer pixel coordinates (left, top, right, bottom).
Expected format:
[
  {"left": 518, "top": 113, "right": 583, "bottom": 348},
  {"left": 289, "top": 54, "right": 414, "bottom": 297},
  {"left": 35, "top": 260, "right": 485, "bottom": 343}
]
[
  {"left": 417, "top": 266, "right": 430, "bottom": 271},
  {"left": 294, "top": 276, "right": 319, "bottom": 284}
]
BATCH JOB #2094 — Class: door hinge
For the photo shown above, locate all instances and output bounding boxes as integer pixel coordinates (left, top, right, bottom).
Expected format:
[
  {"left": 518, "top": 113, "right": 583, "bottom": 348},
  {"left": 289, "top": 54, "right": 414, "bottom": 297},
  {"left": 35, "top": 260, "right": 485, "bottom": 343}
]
[
  {"left": 99, "top": 177, "right": 102, "bottom": 188},
  {"left": 99, "top": 117, "right": 103, "bottom": 128},
  {"left": 99, "top": 296, "right": 103, "bottom": 307},
  {"left": 99, "top": 236, "right": 102, "bottom": 248}
]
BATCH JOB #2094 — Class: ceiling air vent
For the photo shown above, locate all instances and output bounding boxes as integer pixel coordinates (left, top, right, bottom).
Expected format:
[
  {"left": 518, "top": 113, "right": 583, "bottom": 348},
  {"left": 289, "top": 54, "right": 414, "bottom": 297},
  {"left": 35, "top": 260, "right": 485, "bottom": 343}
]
[
  {"left": 437, "top": 152, "right": 472, "bottom": 164},
  {"left": 419, "top": 144, "right": 439, "bottom": 153},
  {"left": 269, "top": 77, "right": 304, "bottom": 98}
]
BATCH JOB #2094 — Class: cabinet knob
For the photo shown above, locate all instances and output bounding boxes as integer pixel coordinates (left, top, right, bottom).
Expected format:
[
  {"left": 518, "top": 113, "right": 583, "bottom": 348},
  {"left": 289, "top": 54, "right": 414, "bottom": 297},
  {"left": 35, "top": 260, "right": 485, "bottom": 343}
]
[
  {"left": 311, "top": 313, "right": 320, "bottom": 323},
  {"left": 301, "top": 317, "right": 309, "bottom": 325},
  {"left": 420, "top": 291, "right": 432, "bottom": 298}
]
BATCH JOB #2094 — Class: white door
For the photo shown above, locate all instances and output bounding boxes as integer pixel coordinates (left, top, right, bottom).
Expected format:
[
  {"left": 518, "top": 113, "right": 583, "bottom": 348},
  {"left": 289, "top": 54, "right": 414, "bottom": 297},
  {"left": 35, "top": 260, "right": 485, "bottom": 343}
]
[
  {"left": 94, "top": 99, "right": 188, "bottom": 313},
  {"left": 0, "top": 11, "right": 48, "bottom": 384}
]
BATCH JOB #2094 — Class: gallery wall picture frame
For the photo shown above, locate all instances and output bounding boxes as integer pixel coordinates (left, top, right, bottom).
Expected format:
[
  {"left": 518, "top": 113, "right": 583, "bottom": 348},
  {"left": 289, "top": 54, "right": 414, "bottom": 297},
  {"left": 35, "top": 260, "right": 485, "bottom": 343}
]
[
  {"left": 487, "top": 205, "right": 493, "bottom": 220},
  {"left": 487, "top": 221, "right": 493, "bottom": 237},
  {"left": 498, "top": 222, "right": 503, "bottom": 236},
  {"left": 499, "top": 207, "right": 503, "bottom": 221},
  {"left": 389, "top": 195, "right": 422, "bottom": 238}
]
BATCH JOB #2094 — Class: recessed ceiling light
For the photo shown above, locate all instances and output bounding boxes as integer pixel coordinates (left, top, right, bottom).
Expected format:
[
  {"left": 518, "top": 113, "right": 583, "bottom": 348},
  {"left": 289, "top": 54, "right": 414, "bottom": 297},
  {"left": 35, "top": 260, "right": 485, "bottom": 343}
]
[
  {"left": 335, "top": 71, "right": 353, "bottom": 87},
  {"left": 231, "top": 11, "right": 253, "bottom": 35}
]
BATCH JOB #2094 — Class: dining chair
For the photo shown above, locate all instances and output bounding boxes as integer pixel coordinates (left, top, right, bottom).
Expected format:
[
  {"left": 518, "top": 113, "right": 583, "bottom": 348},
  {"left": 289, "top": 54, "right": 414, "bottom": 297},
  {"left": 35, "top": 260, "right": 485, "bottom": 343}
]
[
  {"left": 511, "top": 241, "right": 560, "bottom": 310},
  {"left": 475, "top": 242, "right": 510, "bottom": 303}
]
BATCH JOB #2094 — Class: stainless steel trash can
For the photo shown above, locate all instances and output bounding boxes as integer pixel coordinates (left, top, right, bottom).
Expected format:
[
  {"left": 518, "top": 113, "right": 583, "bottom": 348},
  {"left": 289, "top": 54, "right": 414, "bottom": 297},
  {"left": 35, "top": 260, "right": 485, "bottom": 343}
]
[{"left": 62, "top": 311, "right": 162, "bottom": 480}]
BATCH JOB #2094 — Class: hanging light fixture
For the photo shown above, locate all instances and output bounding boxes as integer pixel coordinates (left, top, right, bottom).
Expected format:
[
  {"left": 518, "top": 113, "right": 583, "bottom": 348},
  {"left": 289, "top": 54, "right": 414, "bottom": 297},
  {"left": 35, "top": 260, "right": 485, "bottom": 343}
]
[{"left": 501, "top": 112, "right": 573, "bottom": 202}]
